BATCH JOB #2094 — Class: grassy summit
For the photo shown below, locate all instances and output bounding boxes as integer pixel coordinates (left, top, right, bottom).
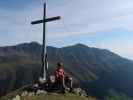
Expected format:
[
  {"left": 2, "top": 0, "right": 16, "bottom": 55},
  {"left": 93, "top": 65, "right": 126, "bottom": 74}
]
[
  {"left": 0, "top": 89, "right": 97, "bottom": 100},
  {"left": 19, "top": 93, "right": 96, "bottom": 100},
  {"left": 0, "top": 84, "right": 97, "bottom": 100}
]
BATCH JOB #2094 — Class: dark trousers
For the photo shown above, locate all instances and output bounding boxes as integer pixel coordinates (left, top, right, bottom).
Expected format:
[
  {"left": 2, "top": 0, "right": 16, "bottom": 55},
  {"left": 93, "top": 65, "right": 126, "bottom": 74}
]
[{"left": 56, "top": 76, "right": 73, "bottom": 90}]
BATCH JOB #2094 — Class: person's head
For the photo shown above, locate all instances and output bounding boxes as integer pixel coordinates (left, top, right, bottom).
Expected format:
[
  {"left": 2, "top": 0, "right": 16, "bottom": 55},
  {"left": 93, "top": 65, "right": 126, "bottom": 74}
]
[{"left": 57, "top": 62, "right": 64, "bottom": 69}]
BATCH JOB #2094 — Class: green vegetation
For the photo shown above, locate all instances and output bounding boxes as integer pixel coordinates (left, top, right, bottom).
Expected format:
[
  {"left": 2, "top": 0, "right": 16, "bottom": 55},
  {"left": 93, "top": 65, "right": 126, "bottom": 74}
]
[
  {"left": 105, "top": 89, "right": 133, "bottom": 100},
  {"left": 106, "top": 94, "right": 133, "bottom": 100},
  {"left": 20, "top": 93, "right": 96, "bottom": 100},
  {"left": 106, "top": 95, "right": 133, "bottom": 100},
  {"left": 0, "top": 87, "right": 97, "bottom": 100}
]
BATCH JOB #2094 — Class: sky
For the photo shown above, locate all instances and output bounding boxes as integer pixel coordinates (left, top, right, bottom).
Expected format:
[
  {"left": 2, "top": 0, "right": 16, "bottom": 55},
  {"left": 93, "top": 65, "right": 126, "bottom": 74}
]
[{"left": 0, "top": 0, "right": 133, "bottom": 60}]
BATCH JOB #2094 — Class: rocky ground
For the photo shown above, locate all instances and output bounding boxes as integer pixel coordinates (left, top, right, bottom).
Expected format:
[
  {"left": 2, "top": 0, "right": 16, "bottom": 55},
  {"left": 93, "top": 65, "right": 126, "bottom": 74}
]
[{"left": 0, "top": 87, "right": 97, "bottom": 100}]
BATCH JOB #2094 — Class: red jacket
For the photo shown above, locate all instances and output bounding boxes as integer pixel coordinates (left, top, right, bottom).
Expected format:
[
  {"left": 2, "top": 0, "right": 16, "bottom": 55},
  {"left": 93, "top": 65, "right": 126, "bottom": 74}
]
[{"left": 55, "top": 67, "right": 65, "bottom": 78}]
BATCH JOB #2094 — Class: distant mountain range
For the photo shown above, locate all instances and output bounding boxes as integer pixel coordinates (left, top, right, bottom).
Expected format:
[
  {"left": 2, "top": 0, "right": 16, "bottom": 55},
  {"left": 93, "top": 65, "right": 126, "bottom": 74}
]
[{"left": 0, "top": 42, "right": 133, "bottom": 99}]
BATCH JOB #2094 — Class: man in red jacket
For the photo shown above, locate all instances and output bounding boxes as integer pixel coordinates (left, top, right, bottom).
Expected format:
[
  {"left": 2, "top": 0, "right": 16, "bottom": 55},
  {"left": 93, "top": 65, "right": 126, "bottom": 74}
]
[
  {"left": 55, "top": 62, "right": 65, "bottom": 88},
  {"left": 55, "top": 62, "right": 73, "bottom": 92}
]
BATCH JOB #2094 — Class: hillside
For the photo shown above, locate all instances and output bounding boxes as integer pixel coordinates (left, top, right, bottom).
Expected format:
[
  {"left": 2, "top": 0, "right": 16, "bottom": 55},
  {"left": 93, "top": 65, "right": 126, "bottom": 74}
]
[{"left": 0, "top": 42, "right": 133, "bottom": 99}]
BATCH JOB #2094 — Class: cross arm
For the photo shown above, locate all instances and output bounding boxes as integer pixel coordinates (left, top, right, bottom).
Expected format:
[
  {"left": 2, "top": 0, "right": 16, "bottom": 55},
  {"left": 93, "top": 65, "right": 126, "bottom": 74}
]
[
  {"left": 31, "top": 20, "right": 43, "bottom": 25},
  {"left": 45, "top": 16, "right": 61, "bottom": 22},
  {"left": 31, "top": 16, "right": 61, "bottom": 25}
]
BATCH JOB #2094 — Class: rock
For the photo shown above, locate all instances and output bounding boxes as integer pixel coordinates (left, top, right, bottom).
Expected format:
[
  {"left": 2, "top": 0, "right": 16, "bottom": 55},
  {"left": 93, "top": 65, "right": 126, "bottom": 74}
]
[
  {"left": 80, "top": 90, "right": 87, "bottom": 97},
  {"left": 12, "top": 95, "right": 21, "bottom": 100},
  {"left": 39, "top": 77, "right": 46, "bottom": 84},
  {"left": 21, "top": 91, "right": 28, "bottom": 97},
  {"left": 73, "top": 88, "right": 81, "bottom": 95},
  {"left": 28, "top": 92, "right": 35, "bottom": 97},
  {"left": 33, "top": 84, "right": 39, "bottom": 88},
  {"left": 73, "top": 88, "right": 87, "bottom": 97},
  {"left": 36, "top": 90, "right": 47, "bottom": 95}
]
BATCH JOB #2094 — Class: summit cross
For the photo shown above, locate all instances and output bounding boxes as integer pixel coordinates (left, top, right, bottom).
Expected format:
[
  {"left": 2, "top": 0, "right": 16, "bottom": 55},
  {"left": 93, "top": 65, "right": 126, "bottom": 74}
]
[{"left": 31, "top": 3, "right": 61, "bottom": 80}]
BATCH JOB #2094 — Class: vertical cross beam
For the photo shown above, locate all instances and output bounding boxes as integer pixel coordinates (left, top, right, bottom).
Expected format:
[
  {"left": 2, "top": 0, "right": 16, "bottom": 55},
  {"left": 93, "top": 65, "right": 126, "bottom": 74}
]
[
  {"left": 42, "top": 3, "right": 46, "bottom": 80},
  {"left": 31, "top": 3, "right": 61, "bottom": 81}
]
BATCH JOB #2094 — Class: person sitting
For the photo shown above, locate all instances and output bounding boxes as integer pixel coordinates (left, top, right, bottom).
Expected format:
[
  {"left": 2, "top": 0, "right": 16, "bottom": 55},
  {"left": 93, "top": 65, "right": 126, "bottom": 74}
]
[{"left": 54, "top": 62, "right": 73, "bottom": 92}]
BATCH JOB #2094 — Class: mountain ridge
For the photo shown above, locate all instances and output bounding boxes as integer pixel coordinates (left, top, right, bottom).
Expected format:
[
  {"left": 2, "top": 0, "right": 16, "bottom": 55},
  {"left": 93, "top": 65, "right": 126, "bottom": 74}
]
[
  {"left": 0, "top": 41, "right": 131, "bottom": 61},
  {"left": 0, "top": 42, "right": 133, "bottom": 99}
]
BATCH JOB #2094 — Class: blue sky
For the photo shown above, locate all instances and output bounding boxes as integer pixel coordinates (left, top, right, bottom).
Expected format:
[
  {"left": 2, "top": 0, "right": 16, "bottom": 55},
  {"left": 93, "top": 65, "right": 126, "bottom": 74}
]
[{"left": 0, "top": 0, "right": 133, "bottom": 60}]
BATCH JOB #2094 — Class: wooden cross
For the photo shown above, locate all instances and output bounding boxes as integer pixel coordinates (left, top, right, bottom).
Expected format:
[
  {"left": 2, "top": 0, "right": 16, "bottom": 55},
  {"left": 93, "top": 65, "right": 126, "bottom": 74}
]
[{"left": 31, "top": 3, "right": 61, "bottom": 80}]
